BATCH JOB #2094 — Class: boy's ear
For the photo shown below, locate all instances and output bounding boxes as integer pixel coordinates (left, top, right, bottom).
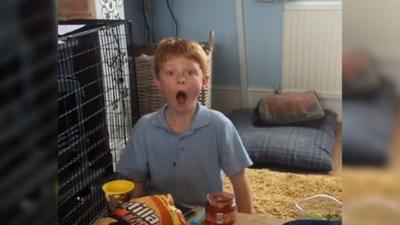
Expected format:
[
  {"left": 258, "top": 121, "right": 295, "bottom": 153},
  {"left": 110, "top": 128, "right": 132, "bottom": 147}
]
[
  {"left": 202, "top": 74, "right": 209, "bottom": 87},
  {"left": 154, "top": 75, "right": 161, "bottom": 90}
]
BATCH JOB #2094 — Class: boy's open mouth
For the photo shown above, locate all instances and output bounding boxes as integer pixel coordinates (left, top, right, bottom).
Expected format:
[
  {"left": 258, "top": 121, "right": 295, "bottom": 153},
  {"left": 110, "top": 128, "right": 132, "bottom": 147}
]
[{"left": 176, "top": 91, "right": 187, "bottom": 105}]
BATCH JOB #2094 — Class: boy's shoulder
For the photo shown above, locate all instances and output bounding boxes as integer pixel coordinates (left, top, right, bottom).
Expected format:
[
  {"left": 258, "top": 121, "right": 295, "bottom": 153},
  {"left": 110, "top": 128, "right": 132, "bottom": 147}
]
[
  {"left": 201, "top": 106, "right": 232, "bottom": 126},
  {"left": 206, "top": 107, "right": 226, "bottom": 119},
  {"left": 135, "top": 111, "right": 159, "bottom": 128}
]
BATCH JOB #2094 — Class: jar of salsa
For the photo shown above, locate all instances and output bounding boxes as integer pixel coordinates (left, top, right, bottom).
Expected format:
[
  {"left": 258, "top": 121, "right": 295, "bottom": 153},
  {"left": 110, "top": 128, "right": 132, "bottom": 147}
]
[{"left": 205, "top": 192, "right": 236, "bottom": 225}]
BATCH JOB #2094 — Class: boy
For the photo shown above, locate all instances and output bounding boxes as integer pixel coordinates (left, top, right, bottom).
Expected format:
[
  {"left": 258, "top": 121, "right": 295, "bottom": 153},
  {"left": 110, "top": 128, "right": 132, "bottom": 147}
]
[{"left": 117, "top": 38, "right": 253, "bottom": 213}]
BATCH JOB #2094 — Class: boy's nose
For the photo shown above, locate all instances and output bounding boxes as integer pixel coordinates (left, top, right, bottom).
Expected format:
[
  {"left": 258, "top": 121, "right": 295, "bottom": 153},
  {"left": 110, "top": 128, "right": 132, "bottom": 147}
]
[{"left": 176, "top": 73, "right": 186, "bottom": 84}]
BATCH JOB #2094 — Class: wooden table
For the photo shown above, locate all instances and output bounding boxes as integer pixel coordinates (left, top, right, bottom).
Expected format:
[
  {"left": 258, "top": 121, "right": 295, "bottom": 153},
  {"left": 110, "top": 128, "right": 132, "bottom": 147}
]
[
  {"left": 187, "top": 209, "right": 289, "bottom": 225},
  {"left": 231, "top": 213, "right": 288, "bottom": 225}
]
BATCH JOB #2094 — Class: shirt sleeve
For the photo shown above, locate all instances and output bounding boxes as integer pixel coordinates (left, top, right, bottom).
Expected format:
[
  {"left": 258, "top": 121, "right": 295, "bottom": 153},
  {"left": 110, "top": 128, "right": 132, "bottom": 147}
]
[
  {"left": 116, "top": 120, "right": 149, "bottom": 182},
  {"left": 217, "top": 117, "right": 253, "bottom": 177}
]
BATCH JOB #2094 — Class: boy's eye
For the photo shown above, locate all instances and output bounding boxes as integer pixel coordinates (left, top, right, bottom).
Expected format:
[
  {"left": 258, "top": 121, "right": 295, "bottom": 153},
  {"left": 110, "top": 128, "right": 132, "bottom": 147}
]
[
  {"left": 187, "top": 70, "right": 197, "bottom": 76},
  {"left": 166, "top": 70, "right": 175, "bottom": 76}
]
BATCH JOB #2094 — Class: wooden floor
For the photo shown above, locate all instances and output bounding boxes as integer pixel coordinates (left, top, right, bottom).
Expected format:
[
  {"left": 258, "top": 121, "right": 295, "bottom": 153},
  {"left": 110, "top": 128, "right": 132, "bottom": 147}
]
[
  {"left": 329, "top": 122, "right": 342, "bottom": 177},
  {"left": 389, "top": 101, "right": 400, "bottom": 168}
]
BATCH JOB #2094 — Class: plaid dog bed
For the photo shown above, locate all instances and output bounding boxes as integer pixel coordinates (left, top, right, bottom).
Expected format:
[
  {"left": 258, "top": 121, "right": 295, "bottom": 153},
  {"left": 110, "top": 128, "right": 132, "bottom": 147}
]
[{"left": 228, "top": 109, "right": 337, "bottom": 171}]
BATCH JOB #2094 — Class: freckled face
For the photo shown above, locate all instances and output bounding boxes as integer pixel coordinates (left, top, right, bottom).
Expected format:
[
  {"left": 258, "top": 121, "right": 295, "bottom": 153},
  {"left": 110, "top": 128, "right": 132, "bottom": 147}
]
[{"left": 155, "top": 56, "right": 208, "bottom": 113}]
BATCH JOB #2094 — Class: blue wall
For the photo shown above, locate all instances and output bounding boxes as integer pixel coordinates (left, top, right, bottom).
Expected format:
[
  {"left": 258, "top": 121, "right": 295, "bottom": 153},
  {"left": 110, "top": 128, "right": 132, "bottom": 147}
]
[
  {"left": 125, "top": 0, "right": 340, "bottom": 89},
  {"left": 152, "top": 0, "right": 241, "bottom": 87},
  {"left": 244, "top": 1, "right": 283, "bottom": 89},
  {"left": 124, "top": 0, "right": 146, "bottom": 44}
]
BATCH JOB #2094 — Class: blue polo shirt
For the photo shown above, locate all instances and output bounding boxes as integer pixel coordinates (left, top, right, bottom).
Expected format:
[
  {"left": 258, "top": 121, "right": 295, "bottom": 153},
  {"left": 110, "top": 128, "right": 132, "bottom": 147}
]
[{"left": 117, "top": 103, "right": 253, "bottom": 206}]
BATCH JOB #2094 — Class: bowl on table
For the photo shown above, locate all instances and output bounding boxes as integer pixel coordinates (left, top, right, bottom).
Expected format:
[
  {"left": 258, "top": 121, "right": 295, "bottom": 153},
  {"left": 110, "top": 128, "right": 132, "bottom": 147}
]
[{"left": 295, "top": 194, "right": 342, "bottom": 221}]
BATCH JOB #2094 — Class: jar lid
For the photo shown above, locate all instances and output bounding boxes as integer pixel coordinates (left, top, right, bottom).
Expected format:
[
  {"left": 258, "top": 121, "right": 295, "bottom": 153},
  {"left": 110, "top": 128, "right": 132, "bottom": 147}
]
[{"left": 207, "top": 192, "right": 235, "bottom": 208}]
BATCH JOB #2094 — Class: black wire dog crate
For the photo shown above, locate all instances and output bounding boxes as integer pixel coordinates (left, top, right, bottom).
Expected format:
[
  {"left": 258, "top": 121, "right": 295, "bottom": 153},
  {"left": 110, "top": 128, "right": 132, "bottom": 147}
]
[{"left": 57, "top": 20, "right": 139, "bottom": 225}]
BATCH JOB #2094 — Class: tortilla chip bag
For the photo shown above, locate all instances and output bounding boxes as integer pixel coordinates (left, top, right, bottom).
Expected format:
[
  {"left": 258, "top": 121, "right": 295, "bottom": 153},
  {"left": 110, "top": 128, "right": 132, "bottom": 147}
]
[{"left": 94, "top": 194, "right": 186, "bottom": 225}]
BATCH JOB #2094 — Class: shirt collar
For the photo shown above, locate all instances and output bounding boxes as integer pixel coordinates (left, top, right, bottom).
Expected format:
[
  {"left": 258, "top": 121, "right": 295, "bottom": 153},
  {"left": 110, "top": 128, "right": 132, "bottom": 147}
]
[{"left": 151, "top": 102, "right": 210, "bottom": 133}]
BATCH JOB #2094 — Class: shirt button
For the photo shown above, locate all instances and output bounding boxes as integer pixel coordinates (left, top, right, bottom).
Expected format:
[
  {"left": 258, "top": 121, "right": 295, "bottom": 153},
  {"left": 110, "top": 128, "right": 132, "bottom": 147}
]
[{"left": 173, "top": 162, "right": 176, "bottom": 166}]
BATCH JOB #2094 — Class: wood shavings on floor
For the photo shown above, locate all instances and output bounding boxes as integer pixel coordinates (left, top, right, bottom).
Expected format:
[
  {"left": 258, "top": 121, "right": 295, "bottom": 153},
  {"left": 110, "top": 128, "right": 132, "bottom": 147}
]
[{"left": 223, "top": 168, "right": 342, "bottom": 219}]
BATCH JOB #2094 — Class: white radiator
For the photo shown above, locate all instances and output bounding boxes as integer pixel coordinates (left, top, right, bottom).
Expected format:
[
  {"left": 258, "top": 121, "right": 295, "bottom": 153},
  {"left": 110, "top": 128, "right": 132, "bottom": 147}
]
[{"left": 282, "top": 2, "right": 342, "bottom": 99}]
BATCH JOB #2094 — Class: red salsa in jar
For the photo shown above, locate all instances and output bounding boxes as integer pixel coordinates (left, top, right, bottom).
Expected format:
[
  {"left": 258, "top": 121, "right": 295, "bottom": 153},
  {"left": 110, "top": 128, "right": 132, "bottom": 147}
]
[{"left": 205, "top": 192, "right": 236, "bottom": 225}]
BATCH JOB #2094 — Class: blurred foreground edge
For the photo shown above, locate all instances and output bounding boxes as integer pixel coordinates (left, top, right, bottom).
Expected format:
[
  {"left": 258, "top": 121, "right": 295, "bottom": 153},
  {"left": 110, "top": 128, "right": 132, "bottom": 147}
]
[{"left": 0, "top": 0, "right": 57, "bottom": 225}]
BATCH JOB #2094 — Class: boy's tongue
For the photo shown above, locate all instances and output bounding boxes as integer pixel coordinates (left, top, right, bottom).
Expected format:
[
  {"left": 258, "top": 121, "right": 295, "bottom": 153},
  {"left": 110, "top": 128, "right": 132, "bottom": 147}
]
[{"left": 176, "top": 91, "right": 187, "bottom": 105}]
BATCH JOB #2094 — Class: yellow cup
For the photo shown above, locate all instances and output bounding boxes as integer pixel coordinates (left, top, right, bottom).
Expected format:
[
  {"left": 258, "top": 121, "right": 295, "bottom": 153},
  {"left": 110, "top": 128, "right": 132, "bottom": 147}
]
[{"left": 102, "top": 180, "right": 135, "bottom": 212}]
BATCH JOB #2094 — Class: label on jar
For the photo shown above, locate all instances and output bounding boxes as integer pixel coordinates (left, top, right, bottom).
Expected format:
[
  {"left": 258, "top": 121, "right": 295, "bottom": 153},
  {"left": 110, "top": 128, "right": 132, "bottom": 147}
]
[{"left": 206, "top": 210, "right": 235, "bottom": 225}]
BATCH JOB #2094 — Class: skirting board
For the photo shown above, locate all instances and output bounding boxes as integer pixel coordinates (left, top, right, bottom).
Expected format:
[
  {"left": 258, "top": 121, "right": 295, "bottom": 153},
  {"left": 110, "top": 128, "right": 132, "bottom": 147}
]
[{"left": 212, "top": 86, "right": 342, "bottom": 121}]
